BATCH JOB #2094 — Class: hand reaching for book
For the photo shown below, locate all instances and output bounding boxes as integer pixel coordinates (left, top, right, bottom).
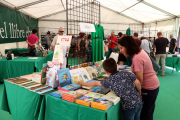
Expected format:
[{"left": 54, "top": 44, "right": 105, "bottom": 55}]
[{"left": 78, "top": 81, "right": 85, "bottom": 86}]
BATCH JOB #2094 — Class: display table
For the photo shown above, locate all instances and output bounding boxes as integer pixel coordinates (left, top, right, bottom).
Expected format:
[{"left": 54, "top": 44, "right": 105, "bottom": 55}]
[
  {"left": 0, "top": 58, "right": 9, "bottom": 83},
  {"left": 159, "top": 57, "right": 180, "bottom": 72},
  {"left": 5, "top": 48, "right": 29, "bottom": 56},
  {"left": 38, "top": 94, "right": 122, "bottom": 120},
  {"left": 1, "top": 80, "right": 123, "bottom": 120},
  {"left": 0, "top": 81, "right": 43, "bottom": 120},
  {"left": 0, "top": 51, "right": 53, "bottom": 82}
]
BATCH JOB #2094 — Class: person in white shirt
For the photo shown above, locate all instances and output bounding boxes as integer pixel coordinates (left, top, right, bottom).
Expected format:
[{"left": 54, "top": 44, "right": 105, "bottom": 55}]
[
  {"left": 51, "top": 28, "right": 64, "bottom": 51},
  {"left": 140, "top": 37, "right": 152, "bottom": 55}
]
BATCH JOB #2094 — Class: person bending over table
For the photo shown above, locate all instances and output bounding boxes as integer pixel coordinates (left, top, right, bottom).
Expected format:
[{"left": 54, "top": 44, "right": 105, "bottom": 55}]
[
  {"left": 78, "top": 58, "right": 143, "bottom": 120},
  {"left": 118, "top": 36, "right": 159, "bottom": 120},
  {"left": 26, "top": 29, "right": 38, "bottom": 51}
]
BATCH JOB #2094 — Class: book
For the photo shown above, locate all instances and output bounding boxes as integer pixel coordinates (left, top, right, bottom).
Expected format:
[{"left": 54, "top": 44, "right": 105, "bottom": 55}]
[
  {"left": 95, "top": 61, "right": 105, "bottom": 75},
  {"left": 41, "top": 63, "right": 48, "bottom": 84},
  {"left": 36, "top": 87, "right": 54, "bottom": 95},
  {"left": 20, "top": 73, "right": 41, "bottom": 83},
  {"left": 101, "top": 94, "right": 120, "bottom": 105},
  {"left": 75, "top": 96, "right": 94, "bottom": 107},
  {"left": 21, "top": 82, "right": 39, "bottom": 87},
  {"left": 62, "top": 84, "right": 81, "bottom": 90},
  {"left": 62, "top": 91, "right": 83, "bottom": 103},
  {"left": 91, "top": 98, "right": 112, "bottom": 111},
  {"left": 69, "top": 69, "right": 84, "bottom": 85},
  {"left": 77, "top": 68, "right": 91, "bottom": 83},
  {"left": 75, "top": 89, "right": 89, "bottom": 95},
  {"left": 85, "top": 92, "right": 104, "bottom": 99},
  {"left": 84, "top": 66, "right": 97, "bottom": 79},
  {"left": 91, "top": 65, "right": 98, "bottom": 75},
  {"left": 29, "top": 85, "right": 47, "bottom": 91},
  {"left": 52, "top": 45, "right": 64, "bottom": 64},
  {"left": 46, "top": 71, "right": 56, "bottom": 88},
  {"left": 57, "top": 68, "right": 71, "bottom": 87}
]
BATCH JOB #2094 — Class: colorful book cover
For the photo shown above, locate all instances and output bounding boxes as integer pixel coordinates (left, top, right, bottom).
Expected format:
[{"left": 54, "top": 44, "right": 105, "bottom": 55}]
[
  {"left": 91, "top": 65, "right": 98, "bottom": 75},
  {"left": 57, "top": 68, "right": 71, "bottom": 87},
  {"left": 36, "top": 87, "right": 54, "bottom": 95},
  {"left": 62, "top": 84, "right": 81, "bottom": 90},
  {"left": 91, "top": 98, "right": 112, "bottom": 111},
  {"left": 29, "top": 85, "right": 46, "bottom": 91},
  {"left": 25, "top": 84, "right": 42, "bottom": 89},
  {"left": 84, "top": 66, "right": 97, "bottom": 79},
  {"left": 41, "top": 63, "right": 48, "bottom": 84},
  {"left": 77, "top": 68, "right": 91, "bottom": 83},
  {"left": 75, "top": 96, "right": 94, "bottom": 107},
  {"left": 69, "top": 69, "right": 84, "bottom": 85},
  {"left": 21, "top": 82, "right": 38, "bottom": 87},
  {"left": 46, "top": 71, "right": 56, "bottom": 88},
  {"left": 101, "top": 95, "right": 120, "bottom": 105},
  {"left": 95, "top": 61, "right": 105, "bottom": 75},
  {"left": 75, "top": 89, "right": 89, "bottom": 95},
  {"left": 85, "top": 92, "right": 104, "bottom": 99},
  {"left": 52, "top": 45, "right": 64, "bottom": 64}
]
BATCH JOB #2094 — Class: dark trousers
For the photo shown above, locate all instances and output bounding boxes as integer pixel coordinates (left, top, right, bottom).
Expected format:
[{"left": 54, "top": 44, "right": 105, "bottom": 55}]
[
  {"left": 141, "top": 87, "right": 159, "bottom": 120},
  {"left": 106, "top": 48, "right": 116, "bottom": 59},
  {"left": 86, "top": 51, "right": 93, "bottom": 62}
]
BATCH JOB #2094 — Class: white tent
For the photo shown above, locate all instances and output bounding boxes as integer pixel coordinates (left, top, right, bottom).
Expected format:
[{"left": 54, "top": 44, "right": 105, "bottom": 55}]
[{"left": 0, "top": 0, "right": 180, "bottom": 55}]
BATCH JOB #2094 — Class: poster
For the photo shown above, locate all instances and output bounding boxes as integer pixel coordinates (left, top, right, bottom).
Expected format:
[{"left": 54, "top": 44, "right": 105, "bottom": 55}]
[
  {"left": 57, "top": 36, "right": 72, "bottom": 53},
  {"left": 52, "top": 45, "right": 64, "bottom": 64},
  {"left": 80, "top": 23, "right": 95, "bottom": 32}
]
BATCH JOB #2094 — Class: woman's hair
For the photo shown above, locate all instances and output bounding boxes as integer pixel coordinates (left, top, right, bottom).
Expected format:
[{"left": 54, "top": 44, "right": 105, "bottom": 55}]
[
  {"left": 140, "top": 36, "right": 146, "bottom": 40},
  {"left": 118, "top": 32, "right": 123, "bottom": 37},
  {"left": 87, "top": 34, "right": 91, "bottom": 39},
  {"left": 121, "top": 34, "right": 127, "bottom": 38},
  {"left": 80, "top": 33, "right": 86, "bottom": 38},
  {"left": 118, "top": 36, "right": 141, "bottom": 57}
]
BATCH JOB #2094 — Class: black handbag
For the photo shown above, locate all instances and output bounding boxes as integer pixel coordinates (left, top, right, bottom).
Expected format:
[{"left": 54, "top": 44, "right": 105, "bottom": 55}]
[{"left": 6, "top": 51, "right": 13, "bottom": 60}]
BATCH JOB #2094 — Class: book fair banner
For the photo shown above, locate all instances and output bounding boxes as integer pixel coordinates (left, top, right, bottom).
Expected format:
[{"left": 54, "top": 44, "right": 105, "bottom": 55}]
[{"left": 0, "top": 4, "right": 38, "bottom": 44}]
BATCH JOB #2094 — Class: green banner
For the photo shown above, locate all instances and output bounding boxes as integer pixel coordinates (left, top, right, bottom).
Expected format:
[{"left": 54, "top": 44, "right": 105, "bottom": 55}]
[{"left": 0, "top": 4, "right": 38, "bottom": 44}]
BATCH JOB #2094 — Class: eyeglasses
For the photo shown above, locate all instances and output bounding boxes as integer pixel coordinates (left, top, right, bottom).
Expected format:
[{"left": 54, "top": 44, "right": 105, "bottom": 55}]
[{"left": 59, "top": 31, "right": 64, "bottom": 32}]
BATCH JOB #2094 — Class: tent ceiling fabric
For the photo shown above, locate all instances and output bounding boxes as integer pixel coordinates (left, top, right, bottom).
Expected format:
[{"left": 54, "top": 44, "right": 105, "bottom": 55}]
[{"left": 1, "top": 0, "right": 180, "bottom": 22}]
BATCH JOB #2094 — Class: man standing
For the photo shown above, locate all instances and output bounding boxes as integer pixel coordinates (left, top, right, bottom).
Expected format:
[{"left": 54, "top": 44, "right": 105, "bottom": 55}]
[
  {"left": 106, "top": 32, "right": 118, "bottom": 59},
  {"left": 51, "top": 28, "right": 64, "bottom": 51},
  {"left": 169, "top": 35, "right": 177, "bottom": 54},
  {"left": 26, "top": 29, "right": 38, "bottom": 51},
  {"left": 154, "top": 32, "right": 170, "bottom": 76},
  {"left": 133, "top": 32, "right": 141, "bottom": 47}
]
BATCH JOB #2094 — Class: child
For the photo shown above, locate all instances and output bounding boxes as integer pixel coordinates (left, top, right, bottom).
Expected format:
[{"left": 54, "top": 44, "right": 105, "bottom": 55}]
[{"left": 78, "top": 58, "right": 143, "bottom": 120}]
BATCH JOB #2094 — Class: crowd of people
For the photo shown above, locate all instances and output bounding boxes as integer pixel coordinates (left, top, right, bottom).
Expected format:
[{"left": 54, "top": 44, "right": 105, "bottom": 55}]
[{"left": 26, "top": 28, "right": 178, "bottom": 120}]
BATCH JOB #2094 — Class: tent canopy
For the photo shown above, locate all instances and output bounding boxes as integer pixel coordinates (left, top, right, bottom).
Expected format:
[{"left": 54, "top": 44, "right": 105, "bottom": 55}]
[{"left": 1, "top": 0, "right": 180, "bottom": 23}]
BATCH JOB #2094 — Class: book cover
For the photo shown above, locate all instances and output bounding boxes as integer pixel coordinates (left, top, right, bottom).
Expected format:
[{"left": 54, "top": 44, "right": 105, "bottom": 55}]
[
  {"left": 36, "top": 87, "right": 54, "bottom": 95},
  {"left": 69, "top": 69, "right": 84, "bottom": 85},
  {"left": 75, "top": 96, "right": 94, "bottom": 107},
  {"left": 46, "top": 71, "right": 56, "bottom": 88},
  {"left": 29, "top": 85, "right": 46, "bottom": 91},
  {"left": 85, "top": 92, "right": 104, "bottom": 99},
  {"left": 91, "top": 98, "right": 112, "bottom": 111},
  {"left": 101, "top": 95, "right": 120, "bottom": 105},
  {"left": 57, "top": 68, "right": 71, "bottom": 87},
  {"left": 52, "top": 45, "right": 64, "bottom": 64},
  {"left": 41, "top": 63, "right": 48, "bottom": 84},
  {"left": 25, "top": 84, "right": 42, "bottom": 89},
  {"left": 84, "top": 66, "right": 97, "bottom": 79},
  {"left": 21, "top": 82, "right": 38, "bottom": 87},
  {"left": 91, "top": 65, "right": 98, "bottom": 75},
  {"left": 77, "top": 68, "right": 91, "bottom": 83},
  {"left": 62, "top": 84, "right": 81, "bottom": 90},
  {"left": 50, "top": 90, "right": 68, "bottom": 98},
  {"left": 95, "top": 61, "right": 105, "bottom": 75},
  {"left": 62, "top": 91, "right": 83, "bottom": 102},
  {"left": 75, "top": 89, "right": 89, "bottom": 95}
]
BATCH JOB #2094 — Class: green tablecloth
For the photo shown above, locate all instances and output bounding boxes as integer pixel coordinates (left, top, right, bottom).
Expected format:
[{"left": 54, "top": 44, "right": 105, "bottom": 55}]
[
  {"left": 159, "top": 57, "right": 180, "bottom": 72},
  {"left": 0, "top": 81, "right": 43, "bottom": 120},
  {"left": 0, "top": 58, "right": 9, "bottom": 82},
  {"left": 38, "top": 94, "right": 122, "bottom": 120},
  {"left": 0, "top": 51, "right": 53, "bottom": 82},
  {"left": 5, "top": 48, "right": 29, "bottom": 56}
]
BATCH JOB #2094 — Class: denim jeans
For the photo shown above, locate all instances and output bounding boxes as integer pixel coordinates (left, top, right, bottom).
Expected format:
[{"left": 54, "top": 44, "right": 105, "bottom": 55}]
[
  {"left": 106, "top": 48, "right": 116, "bottom": 59},
  {"left": 122, "top": 104, "right": 143, "bottom": 120},
  {"left": 86, "top": 51, "right": 93, "bottom": 62},
  {"left": 141, "top": 87, "right": 159, "bottom": 120}
]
